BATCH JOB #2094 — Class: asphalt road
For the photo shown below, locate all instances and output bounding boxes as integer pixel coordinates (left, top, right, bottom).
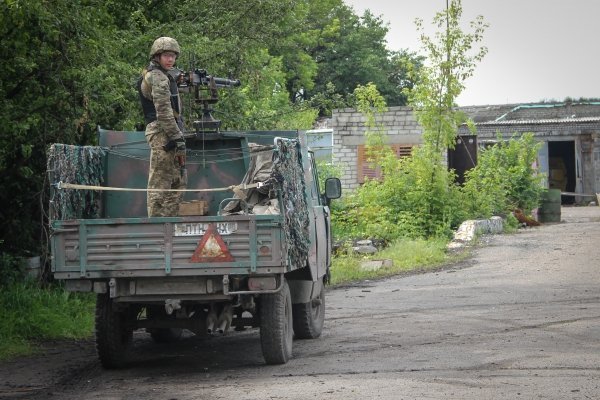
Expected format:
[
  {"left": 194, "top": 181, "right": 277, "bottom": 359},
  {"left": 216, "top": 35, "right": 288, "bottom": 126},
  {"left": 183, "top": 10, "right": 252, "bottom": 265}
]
[{"left": 2, "top": 206, "right": 599, "bottom": 400}]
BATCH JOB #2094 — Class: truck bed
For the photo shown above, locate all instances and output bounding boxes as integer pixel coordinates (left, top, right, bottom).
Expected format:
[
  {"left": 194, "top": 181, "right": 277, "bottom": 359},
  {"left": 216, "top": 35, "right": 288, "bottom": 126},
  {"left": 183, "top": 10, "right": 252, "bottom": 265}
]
[{"left": 51, "top": 214, "right": 286, "bottom": 280}]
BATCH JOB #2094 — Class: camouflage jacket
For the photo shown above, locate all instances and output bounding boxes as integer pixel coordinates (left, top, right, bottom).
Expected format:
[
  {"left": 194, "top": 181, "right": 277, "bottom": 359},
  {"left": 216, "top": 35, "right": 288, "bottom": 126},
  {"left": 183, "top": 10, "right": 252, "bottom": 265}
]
[{"left": 139, "top": 61, "right": 182, "bottom": 139}]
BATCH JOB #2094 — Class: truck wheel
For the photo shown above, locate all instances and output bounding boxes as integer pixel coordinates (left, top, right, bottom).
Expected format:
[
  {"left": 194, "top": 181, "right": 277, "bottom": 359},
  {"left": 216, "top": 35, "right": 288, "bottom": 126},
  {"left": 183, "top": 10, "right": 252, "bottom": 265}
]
[
  {"left": 260, "top": 279, "right": 293, "bottom": 364},
  {"left": 292, "top": 279, "right": 325, "bottom": 339},
  {"left": 95, "top": 293, "right": 132, "bottom": 369}
]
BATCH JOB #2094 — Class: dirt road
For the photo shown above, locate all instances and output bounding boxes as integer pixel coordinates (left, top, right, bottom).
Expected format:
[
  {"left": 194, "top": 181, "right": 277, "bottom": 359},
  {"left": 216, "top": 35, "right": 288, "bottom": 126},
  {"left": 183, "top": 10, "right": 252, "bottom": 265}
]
[{"left": 1, "top": 206, "right": 599, "bottom": 399}]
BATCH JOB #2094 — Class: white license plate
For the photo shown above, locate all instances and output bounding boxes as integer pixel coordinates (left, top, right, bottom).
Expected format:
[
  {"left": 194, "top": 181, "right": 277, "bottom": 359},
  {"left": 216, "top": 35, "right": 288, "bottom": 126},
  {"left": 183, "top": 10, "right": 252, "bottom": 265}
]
[{"left": 173, "top": 222, "right": 238, "bottom": 237}]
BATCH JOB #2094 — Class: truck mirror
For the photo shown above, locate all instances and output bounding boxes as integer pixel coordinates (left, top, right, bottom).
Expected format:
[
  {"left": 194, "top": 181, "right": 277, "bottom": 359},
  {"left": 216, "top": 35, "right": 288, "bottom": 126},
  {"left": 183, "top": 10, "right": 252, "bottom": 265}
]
[{"left": 324, "top": 177, "right": 342, "bottom": 200}]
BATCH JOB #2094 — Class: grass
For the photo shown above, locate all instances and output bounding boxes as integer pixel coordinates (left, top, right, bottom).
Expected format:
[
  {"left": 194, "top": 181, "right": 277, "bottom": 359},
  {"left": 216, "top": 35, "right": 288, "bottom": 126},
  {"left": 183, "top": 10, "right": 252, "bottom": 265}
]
[
  {"left": 0, "top": 281, "right": 95, "bottom": 360},
  {"left": 330, "top": 237, "right": 466, "bottom": 286}
]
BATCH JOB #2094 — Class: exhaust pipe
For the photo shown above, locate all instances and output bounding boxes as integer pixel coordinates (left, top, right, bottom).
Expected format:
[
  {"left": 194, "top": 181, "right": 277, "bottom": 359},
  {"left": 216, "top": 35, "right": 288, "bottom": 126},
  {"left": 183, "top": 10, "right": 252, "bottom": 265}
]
[
  {"left": 206, "top": 305, "right": 218, "bottom": 335},
  {"left": 216, "top": 304, "right": 233, "bottom": 335}
]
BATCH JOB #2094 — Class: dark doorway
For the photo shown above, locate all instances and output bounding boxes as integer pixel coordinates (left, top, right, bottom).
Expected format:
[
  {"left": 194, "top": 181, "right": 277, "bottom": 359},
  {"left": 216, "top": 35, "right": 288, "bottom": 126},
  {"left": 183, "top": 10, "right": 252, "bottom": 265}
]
[
  {"left": 548, "top": 140, "right": 575, "bottom": 204},
  {"left": 448, "top": 135, "right": 478, "bottom": 185}
]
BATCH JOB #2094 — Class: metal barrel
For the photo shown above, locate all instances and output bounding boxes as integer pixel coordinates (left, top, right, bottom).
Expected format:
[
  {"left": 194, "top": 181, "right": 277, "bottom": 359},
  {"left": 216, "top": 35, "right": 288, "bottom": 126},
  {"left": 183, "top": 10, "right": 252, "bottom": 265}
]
[{"left": 538, "top": 189, "right": 562, "bottom": 222}]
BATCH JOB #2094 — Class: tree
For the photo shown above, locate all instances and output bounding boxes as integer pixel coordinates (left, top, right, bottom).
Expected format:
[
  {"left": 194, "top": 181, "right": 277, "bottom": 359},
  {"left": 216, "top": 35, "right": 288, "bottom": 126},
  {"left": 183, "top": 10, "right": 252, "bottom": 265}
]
[
  {"left": 406, "top": 0, "right": 488, "bottom": 236},
  {"left": 309, "top": 6, "right": 419, "bottom": 111},
  {"left": 269, "top": 0, "right": 423, "bottom": 116},
  {"left": 0, "top": 0, "right": 115, "bottom": 256}
]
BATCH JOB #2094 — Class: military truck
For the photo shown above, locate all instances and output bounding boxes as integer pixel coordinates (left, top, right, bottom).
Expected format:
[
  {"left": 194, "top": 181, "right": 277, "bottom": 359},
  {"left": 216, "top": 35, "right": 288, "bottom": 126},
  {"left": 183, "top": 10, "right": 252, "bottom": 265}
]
[
  {"left": 48, "top": 124, "right": 341, "bottom": 368},
  {"left": 49, "top": 68, "right": 341, "bottom": 368}
]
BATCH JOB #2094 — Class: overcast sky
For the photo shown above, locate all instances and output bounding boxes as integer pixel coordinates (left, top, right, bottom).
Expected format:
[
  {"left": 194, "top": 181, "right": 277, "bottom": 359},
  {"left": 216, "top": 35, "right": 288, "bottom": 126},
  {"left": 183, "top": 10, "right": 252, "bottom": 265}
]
[{"left": 343, "top": 0, "right": 600, "bottom": 106}]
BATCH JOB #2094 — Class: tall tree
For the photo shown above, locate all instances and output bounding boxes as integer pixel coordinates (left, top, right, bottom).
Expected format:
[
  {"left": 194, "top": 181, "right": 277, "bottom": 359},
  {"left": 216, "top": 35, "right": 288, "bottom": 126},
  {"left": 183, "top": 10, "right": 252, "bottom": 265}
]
[
  {"left": 271, "top": 0, "right": 423, "bottom": 115},
  {"left": 407, "top": 0, "right": 488, "bottom": 236}
]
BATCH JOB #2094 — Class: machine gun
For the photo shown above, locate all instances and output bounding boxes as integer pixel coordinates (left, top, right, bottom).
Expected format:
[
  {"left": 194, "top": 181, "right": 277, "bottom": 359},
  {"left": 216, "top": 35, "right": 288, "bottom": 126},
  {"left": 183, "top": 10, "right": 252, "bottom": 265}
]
[{"left": 169, "top": 66, "right": 240, "bottom": 135}]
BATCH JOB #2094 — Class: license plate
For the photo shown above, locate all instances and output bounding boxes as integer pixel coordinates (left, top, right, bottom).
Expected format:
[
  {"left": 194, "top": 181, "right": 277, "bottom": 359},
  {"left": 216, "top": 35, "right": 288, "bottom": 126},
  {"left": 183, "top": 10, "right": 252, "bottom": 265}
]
[{"left": 174, "top": 222, "right": 238, "bottom": 236}]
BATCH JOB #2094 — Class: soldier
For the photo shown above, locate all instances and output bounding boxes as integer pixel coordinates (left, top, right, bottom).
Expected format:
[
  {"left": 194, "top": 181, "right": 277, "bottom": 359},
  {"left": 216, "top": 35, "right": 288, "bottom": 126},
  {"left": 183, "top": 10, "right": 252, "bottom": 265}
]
[{"left": 138, "top": 36, "right": 186, "bottom": 217}]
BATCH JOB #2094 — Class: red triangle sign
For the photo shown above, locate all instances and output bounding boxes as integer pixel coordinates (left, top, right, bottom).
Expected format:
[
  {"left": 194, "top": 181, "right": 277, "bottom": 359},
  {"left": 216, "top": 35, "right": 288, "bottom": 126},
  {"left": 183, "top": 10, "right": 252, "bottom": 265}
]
[{"left": 189, "top": 224, "right": 235, "bottom": 263}]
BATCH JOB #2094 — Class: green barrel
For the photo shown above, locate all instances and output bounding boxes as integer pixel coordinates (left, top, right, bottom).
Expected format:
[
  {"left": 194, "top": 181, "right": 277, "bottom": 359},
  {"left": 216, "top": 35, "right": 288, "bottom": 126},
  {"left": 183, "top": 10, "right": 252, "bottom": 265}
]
[{"left": 538, "top": 189, "right": 561, "bottom": 223}]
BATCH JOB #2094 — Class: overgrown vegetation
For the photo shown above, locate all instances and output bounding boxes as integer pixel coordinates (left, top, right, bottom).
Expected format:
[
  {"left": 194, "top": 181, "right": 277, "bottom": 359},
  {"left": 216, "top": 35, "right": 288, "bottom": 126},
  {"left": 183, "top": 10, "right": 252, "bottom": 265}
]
[
  {"left": 0, "top": 281, "right": 95, "bottom": 360},
  {"left": 462, "top": 133, "right": 544, "bottom": 217},
  {"left": 330, "top": 238, "right": 454, "bottom": 285},
  {"left": 332, "top": 0, "right": 543, "bottom": 243}
]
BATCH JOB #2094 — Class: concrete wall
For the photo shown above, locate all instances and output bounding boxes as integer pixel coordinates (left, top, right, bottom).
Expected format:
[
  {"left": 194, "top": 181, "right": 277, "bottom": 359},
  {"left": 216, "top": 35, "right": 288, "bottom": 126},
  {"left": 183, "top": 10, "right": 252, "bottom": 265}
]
[{"left": 331, "top": 106, "right": 422, "bottom": 190}]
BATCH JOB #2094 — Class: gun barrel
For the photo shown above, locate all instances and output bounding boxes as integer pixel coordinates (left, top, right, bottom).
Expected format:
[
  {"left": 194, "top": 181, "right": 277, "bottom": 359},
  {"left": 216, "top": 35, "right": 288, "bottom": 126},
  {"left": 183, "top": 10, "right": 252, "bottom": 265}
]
[{"left": 212, "top": 77, "right": 241, "bottom": 87}]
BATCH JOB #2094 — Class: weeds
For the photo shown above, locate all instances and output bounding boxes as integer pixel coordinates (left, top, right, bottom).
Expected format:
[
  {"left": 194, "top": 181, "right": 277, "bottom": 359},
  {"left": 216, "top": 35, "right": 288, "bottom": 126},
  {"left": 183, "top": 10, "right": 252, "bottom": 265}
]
[
  {"left": 0, "top": 281, "right": 95, "bottom": 360},
  {"left": 330, "top": 237, "right": 457, "bottom": 285}
]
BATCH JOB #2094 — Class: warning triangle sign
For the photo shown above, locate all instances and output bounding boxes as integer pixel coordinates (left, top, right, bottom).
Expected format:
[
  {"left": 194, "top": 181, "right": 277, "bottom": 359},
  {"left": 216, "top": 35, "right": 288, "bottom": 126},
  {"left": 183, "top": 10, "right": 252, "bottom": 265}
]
[{"left": 189, "top": 224, "right": 235, "bottom": 263}]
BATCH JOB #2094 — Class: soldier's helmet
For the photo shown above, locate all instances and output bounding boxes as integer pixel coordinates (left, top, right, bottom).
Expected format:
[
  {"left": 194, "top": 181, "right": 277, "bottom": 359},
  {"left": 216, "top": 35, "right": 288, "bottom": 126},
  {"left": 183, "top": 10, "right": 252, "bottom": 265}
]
[{"left": 150, "top": 37, "right": 181, "bottom": 58}]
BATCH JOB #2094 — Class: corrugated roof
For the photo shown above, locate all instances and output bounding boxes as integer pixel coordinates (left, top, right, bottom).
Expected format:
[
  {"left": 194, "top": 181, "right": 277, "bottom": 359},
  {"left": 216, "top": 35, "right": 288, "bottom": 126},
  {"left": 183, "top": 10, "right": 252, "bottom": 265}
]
[
  {"left": 475, "top": 116, "right": 600, "bottom": 126},
  {"left": 460, "top": 102, "right": 600, "bottom": 123}
]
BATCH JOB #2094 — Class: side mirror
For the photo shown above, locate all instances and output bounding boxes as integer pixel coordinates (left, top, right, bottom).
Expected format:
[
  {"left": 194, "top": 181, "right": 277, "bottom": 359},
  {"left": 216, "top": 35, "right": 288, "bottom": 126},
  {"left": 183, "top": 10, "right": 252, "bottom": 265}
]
[{"left": 324, "top": 177, "right": 342, "bottom": 201}]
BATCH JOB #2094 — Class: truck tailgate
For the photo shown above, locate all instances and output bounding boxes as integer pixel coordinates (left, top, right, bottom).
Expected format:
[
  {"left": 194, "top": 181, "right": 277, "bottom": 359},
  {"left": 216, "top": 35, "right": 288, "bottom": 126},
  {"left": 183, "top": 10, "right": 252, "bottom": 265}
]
[{"left": 51, "top": 215, "right": 285, "bottom": 280}]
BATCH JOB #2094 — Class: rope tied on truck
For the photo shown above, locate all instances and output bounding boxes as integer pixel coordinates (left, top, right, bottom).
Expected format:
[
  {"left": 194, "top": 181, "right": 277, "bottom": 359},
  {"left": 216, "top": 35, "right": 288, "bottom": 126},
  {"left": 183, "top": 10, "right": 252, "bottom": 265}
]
[{"left": 53, "top": 181, "right": 263, "bottom": 192}]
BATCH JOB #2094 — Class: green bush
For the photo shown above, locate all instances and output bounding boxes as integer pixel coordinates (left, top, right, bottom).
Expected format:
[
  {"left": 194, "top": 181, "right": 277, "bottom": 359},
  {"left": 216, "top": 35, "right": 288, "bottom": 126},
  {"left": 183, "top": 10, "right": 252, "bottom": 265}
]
[
  {"left": 331, "top": 141, "right": 468, "bottom": 241},
  {"left": 462, "top": 133, "right": 544, "bottom": 217},
  {"left": 331, "top": 132, "right": 545, "bottom": 243},
  {"left": 0, "top": 252, "right": 26, "bottom": 287}
]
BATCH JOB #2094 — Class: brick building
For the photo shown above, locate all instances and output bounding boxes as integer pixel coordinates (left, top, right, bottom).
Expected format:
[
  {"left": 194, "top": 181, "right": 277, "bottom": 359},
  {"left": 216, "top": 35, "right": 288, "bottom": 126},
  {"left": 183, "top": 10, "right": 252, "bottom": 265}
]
[{"left": 330, "top": 102, "right": 600, "bottom": 203}]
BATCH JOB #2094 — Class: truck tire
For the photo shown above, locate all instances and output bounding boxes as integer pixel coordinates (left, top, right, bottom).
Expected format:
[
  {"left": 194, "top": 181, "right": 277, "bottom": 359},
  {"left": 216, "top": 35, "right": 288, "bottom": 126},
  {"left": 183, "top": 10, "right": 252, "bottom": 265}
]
[
  {"left": 292, "top": 279, "right": 325, "bottom": 339},
  {"left": 260, "top": 279, "right": 293, "bottom": 364},
  {"left": 95, "top": 293, "right": 132, "bottom": 369}
]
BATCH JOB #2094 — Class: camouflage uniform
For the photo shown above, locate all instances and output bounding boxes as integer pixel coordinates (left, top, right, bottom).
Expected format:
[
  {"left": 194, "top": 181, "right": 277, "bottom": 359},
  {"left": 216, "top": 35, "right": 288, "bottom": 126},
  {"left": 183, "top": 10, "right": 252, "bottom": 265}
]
[{"left": 138, "top": 37, "right": 186, "bottom": 217}]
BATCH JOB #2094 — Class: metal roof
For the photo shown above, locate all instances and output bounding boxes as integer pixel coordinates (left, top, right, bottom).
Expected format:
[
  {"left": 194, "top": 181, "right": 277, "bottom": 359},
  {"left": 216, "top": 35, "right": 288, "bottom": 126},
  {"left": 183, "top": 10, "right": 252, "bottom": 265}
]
[{"left": 475, "top": 116, "right": 600, "bottom": 126}]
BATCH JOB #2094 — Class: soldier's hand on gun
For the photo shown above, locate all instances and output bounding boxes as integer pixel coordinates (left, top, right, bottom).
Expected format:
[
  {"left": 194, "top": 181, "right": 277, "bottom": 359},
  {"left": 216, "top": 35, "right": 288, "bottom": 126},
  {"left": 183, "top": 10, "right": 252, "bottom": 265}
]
[
  {"left": 163, "top": 135, "right": 186, "bottom": 158},
  {"left": 174, "top": 136, "right": 186, "bottom": 157}
]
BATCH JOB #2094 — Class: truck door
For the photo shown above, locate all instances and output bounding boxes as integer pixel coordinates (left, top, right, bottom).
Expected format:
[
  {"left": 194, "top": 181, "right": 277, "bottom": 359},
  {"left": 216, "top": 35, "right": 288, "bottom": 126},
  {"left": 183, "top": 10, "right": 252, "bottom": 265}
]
[{"left": 308, "top": 153, "right": 329, "bottom": 280}]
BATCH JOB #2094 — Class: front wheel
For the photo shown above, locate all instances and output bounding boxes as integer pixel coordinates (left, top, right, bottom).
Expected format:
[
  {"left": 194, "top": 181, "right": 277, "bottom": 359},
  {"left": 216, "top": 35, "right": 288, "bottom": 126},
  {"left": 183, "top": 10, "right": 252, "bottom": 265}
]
[
  {"left": 292, "top": 279, "right": 325, "bottom": 339},
  {"left": 260, "top": 279, "right": 293, "bottom": 365}
]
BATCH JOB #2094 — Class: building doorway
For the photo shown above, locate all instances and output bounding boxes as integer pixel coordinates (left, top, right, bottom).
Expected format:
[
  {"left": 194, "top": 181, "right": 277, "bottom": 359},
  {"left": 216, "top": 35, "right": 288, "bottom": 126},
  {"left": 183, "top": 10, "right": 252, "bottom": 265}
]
[{"left": 548, "top": 140, "right": 575, "bottom": 204}]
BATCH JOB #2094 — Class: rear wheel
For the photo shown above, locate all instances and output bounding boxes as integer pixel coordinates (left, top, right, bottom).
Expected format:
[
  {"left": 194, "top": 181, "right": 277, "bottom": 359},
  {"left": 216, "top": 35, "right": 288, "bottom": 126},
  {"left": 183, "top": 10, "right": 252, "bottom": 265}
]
[
  {"left": 260, "top": 279, "right": 293, "bottom": 364},
  {"left": 292, "top": 280, "right": 325, "bottom": 339},
  {"left": 95, "top": 294, "right": 133, "bottom": 369}
]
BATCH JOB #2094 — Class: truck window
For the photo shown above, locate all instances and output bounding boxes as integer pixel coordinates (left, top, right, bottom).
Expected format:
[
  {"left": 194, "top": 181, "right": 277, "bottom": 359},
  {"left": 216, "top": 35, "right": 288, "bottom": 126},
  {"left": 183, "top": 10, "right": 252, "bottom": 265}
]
[{"left": 308, "top": 152, "right": 322, "bottom": 205}]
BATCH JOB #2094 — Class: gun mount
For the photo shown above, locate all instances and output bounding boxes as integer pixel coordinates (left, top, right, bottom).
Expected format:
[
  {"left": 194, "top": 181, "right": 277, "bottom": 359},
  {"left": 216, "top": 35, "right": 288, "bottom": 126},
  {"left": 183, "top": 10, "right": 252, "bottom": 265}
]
[{"left": 169, "top": 67, "right": 240, "bottom": 135}]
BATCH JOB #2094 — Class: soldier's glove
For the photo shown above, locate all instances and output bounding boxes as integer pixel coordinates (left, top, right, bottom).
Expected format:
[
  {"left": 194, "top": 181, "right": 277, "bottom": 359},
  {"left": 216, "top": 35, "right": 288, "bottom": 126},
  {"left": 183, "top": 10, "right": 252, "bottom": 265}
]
[
  {"left": 174, "top": 136, "right": 186, "bottom": 157},
  {"left": 163, "top": 136, "right": 186, "bottom": 156}
]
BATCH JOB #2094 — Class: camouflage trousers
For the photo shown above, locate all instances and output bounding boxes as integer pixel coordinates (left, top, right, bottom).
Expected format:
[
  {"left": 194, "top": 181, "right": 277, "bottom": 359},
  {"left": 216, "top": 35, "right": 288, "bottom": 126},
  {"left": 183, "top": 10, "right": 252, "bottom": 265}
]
[{"left": 145, "top": 122, "right": 185, "bottom": 217}]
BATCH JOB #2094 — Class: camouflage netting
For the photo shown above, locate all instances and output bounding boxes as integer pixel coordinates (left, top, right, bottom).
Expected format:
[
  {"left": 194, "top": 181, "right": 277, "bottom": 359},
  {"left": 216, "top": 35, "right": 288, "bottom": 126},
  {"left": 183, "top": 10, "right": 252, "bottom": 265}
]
[
  {"left": 47, "top": 144, "right": 106, "bottom": 220},
  {"left": 271, "top": 139, "right": 310, "bottom": 269},
  {"left": 222, "top": 139, "right": 310, "bottom": 268}
]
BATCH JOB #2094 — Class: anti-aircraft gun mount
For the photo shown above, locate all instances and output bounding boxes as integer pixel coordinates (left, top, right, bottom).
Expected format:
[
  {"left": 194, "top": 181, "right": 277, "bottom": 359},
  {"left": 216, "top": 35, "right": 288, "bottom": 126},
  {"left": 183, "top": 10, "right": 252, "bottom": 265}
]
[{"left": 169, "top": 67, "right": 240, "bottom": 136}]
